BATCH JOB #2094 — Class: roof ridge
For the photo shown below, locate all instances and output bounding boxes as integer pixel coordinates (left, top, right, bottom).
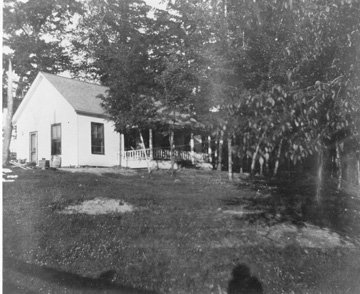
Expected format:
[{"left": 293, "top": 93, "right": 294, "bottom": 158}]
[{"left": 40, "top": 71, "right": 108, "bottom": 88}]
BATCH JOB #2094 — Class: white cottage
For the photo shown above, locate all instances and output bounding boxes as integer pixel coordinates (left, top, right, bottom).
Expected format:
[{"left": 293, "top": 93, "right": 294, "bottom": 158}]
[
  {"left": 12, "top": 72, "right": 121, "bottom": 167},
  {"left": 12, "top": 72, "right": 212, "bottom": 169}
]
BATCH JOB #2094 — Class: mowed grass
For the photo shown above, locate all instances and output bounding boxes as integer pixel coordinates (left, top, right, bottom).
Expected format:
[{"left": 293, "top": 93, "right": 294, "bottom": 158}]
[{"left": 3, "top": 168, "right": 360, "bottom": 294}]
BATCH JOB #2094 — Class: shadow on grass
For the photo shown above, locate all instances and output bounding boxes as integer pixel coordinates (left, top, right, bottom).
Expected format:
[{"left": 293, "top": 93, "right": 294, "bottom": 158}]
[
  {"left": 225, "top": 176, "right": 360, "bottom": 237},
  {"left": 227, "top": 264, "right": 263, "bottom": 294},
  {"left": 4, "top": 257, "right": 158, "bottom": 294}
]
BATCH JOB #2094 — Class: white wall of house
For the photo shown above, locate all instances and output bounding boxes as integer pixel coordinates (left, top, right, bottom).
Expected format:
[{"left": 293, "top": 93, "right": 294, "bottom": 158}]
[
  {"left": 13, "top": 77, "right": 78, "bottom": 166},
  {"left": 77, "top": 114, "right": 120, "bottom": 167}
]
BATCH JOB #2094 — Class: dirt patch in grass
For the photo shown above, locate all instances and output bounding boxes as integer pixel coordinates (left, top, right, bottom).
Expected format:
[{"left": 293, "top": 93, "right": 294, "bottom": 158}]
[
  {"left": 220, "top": 208, "right": 355, "bottom": 248},
  {"left": 59, "top": 198, "right": 134, "bottom": 215},
  {"left": 222, "top": 207, "right": 264, "bottom": 216},
  {"left": 258, "top": 222, "right": 355, "bottom": 249}
]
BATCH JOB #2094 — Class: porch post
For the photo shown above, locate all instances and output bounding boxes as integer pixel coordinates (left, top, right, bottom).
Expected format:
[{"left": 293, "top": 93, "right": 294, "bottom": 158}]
[
  {"left": 190, "top": 133, "right": 195, "bottom": 164},
  {"left": 120, "top": 133, "right": 125, "bottom": 166},
  {"left": 149, "top": 129, "right": 153, "bottom": 159},
  {"left": 208, "top": 135, "right": 212, "bottom": 163}
]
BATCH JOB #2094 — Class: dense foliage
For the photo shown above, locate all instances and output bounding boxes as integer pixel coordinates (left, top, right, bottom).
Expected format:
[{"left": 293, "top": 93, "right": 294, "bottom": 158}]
[{"left": 76, "top": 0, "right": 359, "bottom": 184}]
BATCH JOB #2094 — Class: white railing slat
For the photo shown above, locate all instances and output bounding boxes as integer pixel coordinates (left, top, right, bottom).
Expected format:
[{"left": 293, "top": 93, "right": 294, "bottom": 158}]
[{"left": 123, "top": 148, "right": 209, "bottom": 163}]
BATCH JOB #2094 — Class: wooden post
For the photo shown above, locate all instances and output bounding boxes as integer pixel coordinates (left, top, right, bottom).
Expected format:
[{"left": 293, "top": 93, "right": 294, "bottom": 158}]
[
  {"left": 190, "top": 132, "right": 195, "bottom": 164},
  {"left": 149, "top": 129, "right": 153, "bottom": 159},
  {"left": 208, "top": 135, "right": 212, "bottom": 163}
]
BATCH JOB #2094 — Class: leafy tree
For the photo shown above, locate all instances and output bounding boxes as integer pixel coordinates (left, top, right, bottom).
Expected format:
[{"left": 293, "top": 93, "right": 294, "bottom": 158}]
[
  {"left": 2, "top": 0, "right": 81, "bottom": 165},
  {"left": 73, "top": 0, "right": 158, "bottom": 172},
  {"left": 150, "top": 1, "right": 214, "bottom": 172},
  {"left": 3, "top": 0, "right": 82, "bottom": 96}
]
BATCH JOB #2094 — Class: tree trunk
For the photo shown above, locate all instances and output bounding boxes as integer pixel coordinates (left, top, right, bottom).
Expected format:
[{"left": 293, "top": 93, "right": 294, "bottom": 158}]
[
  {"left": 149, "top": 129, "right": 153, "bottom": 159},
  {"left": 265, "top": 152, "right": 269, "bottom": 176},
  {"left": 138, "top": 129, "right": 151, "bottom": 174},
  {"left": 240, "top": 133, "right": 247, "bottom": 174},
  {"left": 250, "top": 147, "right": 259, "bottom": 176},
  {"left": 357, "top": 156, "right": 360, "bottom": 186},
  {"left": 190, "top": 132, "right": 195, "bottom": 164},
  {"left": 217, "top": 130, "right": 224, "bottom": 171},
  {"left": 316, "top": 147, "right": 323, "bottom": 203},
  {"left": 335, "top": 141, "right": 342, "bottom": 190},
  {"left": 330, "top": 148, "right": 336, "bottom": 178},
  {"left": 251, "top": 131, "right": 266, "bottom": 177},
  {"left": 228, "top": 137, "right": 232, "bottom": 181},
  {"left": 259, "top": 156, "right": 264, "bottom": 176},
  {"left": 273, "top": 138, "right": 283, "bottom": 177},
  {"left": 3, "top": 60, "right": 13, "bottom": 166},
  {"left": 214, "top": 136, "right": 218, "bottom": 167},
  {"left": 208, "top": 135, "right": 212, "bottom": 163},
  {"left": 170, "top": 129, "right": 175, "bottom": 175}
]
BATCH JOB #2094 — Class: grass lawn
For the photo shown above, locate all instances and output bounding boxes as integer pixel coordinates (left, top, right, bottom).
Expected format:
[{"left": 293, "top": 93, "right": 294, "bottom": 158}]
[{"left": 3, "top": 167, "right": 360, "bottom": 294}]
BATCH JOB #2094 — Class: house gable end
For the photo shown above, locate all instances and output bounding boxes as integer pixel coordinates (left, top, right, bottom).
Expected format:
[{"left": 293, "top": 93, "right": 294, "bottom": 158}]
[
  {"left": 12, "top": 74, "right": 44, "bottom": 123},
  {"left": 12, "top": 73, "right": 79, "bottom": 124}
]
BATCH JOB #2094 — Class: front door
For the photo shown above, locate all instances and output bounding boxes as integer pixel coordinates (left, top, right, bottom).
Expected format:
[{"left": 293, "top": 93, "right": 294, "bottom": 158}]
[{"left": 30, "top": 132, "right": 38, "bottom": 163}]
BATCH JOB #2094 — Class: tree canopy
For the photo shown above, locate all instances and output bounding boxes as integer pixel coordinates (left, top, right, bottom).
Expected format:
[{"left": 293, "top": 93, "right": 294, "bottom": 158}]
[
  {"left": 71, "top": 0, "right": 360, "bottom": 179},
  {"left": 3, "top": 0, "right": 82, "bottom": 97}
]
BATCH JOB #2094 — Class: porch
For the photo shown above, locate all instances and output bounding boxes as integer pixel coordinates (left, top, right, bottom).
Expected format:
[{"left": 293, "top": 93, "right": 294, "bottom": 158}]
[
  {"left": 120, "top": 147, "right": 211, "bottom": 169},
  {"left": 119, "top": 129, "right": 212, "bottom": 169}
]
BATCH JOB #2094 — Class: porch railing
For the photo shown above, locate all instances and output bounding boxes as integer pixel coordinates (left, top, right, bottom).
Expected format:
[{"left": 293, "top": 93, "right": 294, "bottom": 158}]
[
  {"left": 122, "top": 148, "right": 210, "bottom": 163},
  {"left": 122, "top": 149, "right": 152, "bottom": 160}
]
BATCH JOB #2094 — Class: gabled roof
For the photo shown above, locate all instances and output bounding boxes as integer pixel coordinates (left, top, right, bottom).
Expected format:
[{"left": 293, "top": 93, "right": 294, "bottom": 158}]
[{"left": 41, "top": 72, "right": 109, "bottom": 117}]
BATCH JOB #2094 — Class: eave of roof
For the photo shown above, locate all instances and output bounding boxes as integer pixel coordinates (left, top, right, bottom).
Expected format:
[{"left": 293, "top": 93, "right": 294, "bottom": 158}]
[{"left": 76, "top": 110, "right": 109, "bottom": 119}]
